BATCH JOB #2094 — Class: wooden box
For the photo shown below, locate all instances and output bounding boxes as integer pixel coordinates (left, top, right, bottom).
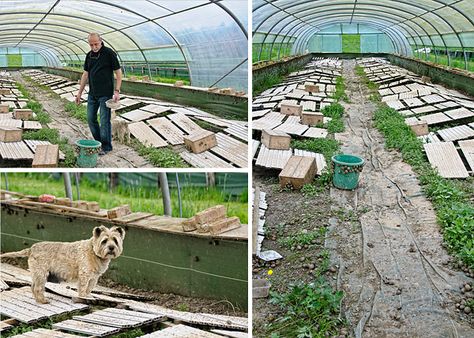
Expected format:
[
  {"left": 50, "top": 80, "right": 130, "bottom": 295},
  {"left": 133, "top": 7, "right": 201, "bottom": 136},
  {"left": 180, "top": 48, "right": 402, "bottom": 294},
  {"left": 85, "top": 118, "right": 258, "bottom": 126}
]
[
  {"left": 107, "top": 205, "right": 131, "bottom": 219},
  {"left": 261, "top": 129, "right": 290, "bottom": 150},
  {"left": 184, "top": 130, "right": 217, "bottom": 154},
  {"left": 86, "top": 202, "right": 100, "bottom": 212},
  {"left": 280, "top": 101, "right": 302, "bottom": 116},
  {"left": 55, "top": 198, "right": 72, "bottom": 207},
  {"left": 195, "top": 205, "right": 226, "bottom": 225},
  {"left": 279, "top": 156, "right": 317, "bottom": 189},
  {"left": 0, "top": 89, "right": 11, "bottom": 95},
  {"left": 72, "top": 200, "right": 89, "bottom": 210},
  {"left": 0, "top": 127, "right": 22, "bottom": 142},
  {"left": 32, "top": 144, "right": 59, "bottom": 168},
  {"left": 409, "top": 120, "right": 429, "bottom": 136},
  {"left": 0, "top": 104, "right": 9, "bottom": 113},
  {"left": 301, "top": 112, "right": 324, "bottom": 126},
  {"left": 13, "top": 109, "right": 33, "bottom": 120},
  {"left": 304, "top": 84, "right": 320, "bottom": 93}
]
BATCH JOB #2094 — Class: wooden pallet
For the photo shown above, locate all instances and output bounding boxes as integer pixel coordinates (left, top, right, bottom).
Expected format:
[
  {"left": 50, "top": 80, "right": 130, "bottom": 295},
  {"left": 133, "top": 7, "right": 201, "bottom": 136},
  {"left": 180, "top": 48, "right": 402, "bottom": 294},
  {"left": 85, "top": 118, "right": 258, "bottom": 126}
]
[
  {"left": 167, "top": 113, "right": 202, "bottom": 134},
  {"left": 180, "top": 150, "right": 234, "bottom": 168},
  {"left": 129, "top": 121, "right": 167, "bottom": 148},
  {"left": 419, "top": 112, "right": 451, "bottom": 125},
  {"left": 437, "top": 125, "right": 474, "bottom": 142},
  {"left": 140, "top": 324, "right": 221, "bottom": 337},
  {"left": 0, "top": 287, "right": 88, "bottom": 324},
  {"left": 225, "top": 123, "right": 248, "bottom": 141},
  {"left": 253, "top": 112, "right": 285, "bottom": 131},
  {"left": 459, "top": 140, "right": 474, "bottom": 172},
  {"left": 148, "top": 117, "right": 184, "bottom": 145},
  {"left": 121, "top": 109, "right": 155, "bottom": 122},
  {"left": 255, "top": 144, "right": 292, "bottom": 169},
  {"left": 212, "top": 133, "right": 247, "bottom": 168},
  {"left": 0, "top": 141, "right": 33, "bottom": 160},
  {"left": 71, "top": 308, "right": 163, "bottom": 329},
  {"left": 10, "top": 328, "right": 81, "bottom": 337},
  {"left": 424, "top": 142, "right": 469, "bottom": 178}
]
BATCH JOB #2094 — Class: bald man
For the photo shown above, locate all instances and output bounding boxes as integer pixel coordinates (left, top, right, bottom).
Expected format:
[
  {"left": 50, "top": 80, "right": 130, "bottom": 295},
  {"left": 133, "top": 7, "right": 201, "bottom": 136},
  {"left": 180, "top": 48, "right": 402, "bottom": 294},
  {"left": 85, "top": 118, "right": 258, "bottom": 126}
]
[{"left": 76, "top": 33, "right": 122, "bottom": 154}]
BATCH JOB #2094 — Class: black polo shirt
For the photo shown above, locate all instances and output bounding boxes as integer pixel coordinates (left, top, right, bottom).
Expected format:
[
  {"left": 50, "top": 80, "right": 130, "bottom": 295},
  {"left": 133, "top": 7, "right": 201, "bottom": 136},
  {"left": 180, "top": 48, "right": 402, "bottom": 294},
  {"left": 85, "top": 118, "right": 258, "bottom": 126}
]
[{"left": 84, "top": 44, "right": 120, "bottom": 97}]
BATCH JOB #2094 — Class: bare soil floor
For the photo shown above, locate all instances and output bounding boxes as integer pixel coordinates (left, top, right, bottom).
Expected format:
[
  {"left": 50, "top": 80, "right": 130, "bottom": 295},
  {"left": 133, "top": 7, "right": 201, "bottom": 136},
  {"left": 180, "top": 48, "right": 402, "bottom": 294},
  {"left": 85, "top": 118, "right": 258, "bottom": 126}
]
[
  {"left": 253, "top": 60, "right": 474, "bottom": 337},
  {"left": 13, "top": 72, "right": 153, "bottom": 168}
]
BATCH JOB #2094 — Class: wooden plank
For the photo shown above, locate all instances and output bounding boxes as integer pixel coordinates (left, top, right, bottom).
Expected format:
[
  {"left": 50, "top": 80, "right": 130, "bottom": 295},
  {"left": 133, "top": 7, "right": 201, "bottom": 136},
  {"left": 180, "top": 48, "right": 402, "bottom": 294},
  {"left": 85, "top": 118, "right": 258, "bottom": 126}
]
[
  {"left": 274, "top": 120, "right": 308, "bottom": 136},
  {"left": 113, "top": 212, "right": 154, "bottom": 223},
  {"left": 252, "top": 112, "right": 285, "bottom": 131},
  {"left": 212, "top": 133, "right": 247, "bottom": 167},
  {"left": 421, "top": 94, "right": 445, "bottom": 104},
  {"left": 252, "top": 140, "right": 260, "bottom": 158},
  {"left": 140, "top": 104, "right": 169, "bottom": 114},
  {"left": 459, "top": 140, "right": 474, "bottom": 172},
  {"left": 444, "top": 107, "right": 474, "bottom": 120},
  {"left": 0, "top": 321, "right": 13, "bottom": 333},
  {"left": 302, "top": 127, "right": 328, "bottom": 138},
  {"left": 424, "top": 142, "right": 469, "bottom": 178},
  {"left": 120, "top": 109, "right": 155, "bottom": 122},
  {"left": 193, "top": 116, "right": 230, "bottom": 128},
  {"left": 128, "top": 121, "right": 168, "bottom": 148},
  {"left": 167, "top": 113, "right": 203, "bottom": 134},
  {"left": 437, "top": 125, "right": 474, "bottom": 142},
  {"left": 180, "top": 150, "right": 234, "bottom": 168},
  {"left": 53, "top": 319, "right": 120, "bottom": 337},
  {"left": 255, "top": 144, "right": 292, "bottom": 169},
  {"left": 11, "top": 328, "right": 81, "bottom": 337},
  {"left": 140, "top": 324, "right": 222, "bottom": 337},
  {"left": 148, "top": 117, "right": 184, "bottom": 145},
  {"left": 22, "top": 121, "right": 42, "bottom": 130},
  {"left": 419, "top": 112, "right": 451, "bottom": 125},
  {"left": 32, "top": 144, "right": 58, "bottom": 168},
  {"left": 0, "top": 119, "right": 22, "bottom": 128},
  {"left": 224, "top": 124, "right": 248, "bottom": 142},
  {"left": 0, "top": 141, "right": 34, "bottom": 160}
]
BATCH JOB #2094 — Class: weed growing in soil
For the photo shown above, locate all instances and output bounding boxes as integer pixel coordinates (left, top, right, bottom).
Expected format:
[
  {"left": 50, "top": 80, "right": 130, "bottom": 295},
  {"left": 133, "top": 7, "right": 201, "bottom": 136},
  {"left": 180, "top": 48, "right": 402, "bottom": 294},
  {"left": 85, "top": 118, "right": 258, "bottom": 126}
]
[
  {"left": 26, "top": 101, "right": 51, "bottom": 124},
  {"left": 133, "top": 141, "right": 189, "bottom": 168},
  {"left": 23, "top": 129, "right": 75, "bottom": 167},
  {"left": 65, "top": 101, "right": 88, "bottom": 122},
  {"left": 291, "top": 138, "right": 340, "bottom": 167},
  {"left": 268, "top": 279, "right": 344, "bottom": 338},
  {"left": 321, "top": 103, "right": 345, "bottom": 133},
  {"left": 278, "top": 228, "right": 326, "bottom": 249},
  {"left": 333, "top": 76, "right": 349, "bottom": 102}
]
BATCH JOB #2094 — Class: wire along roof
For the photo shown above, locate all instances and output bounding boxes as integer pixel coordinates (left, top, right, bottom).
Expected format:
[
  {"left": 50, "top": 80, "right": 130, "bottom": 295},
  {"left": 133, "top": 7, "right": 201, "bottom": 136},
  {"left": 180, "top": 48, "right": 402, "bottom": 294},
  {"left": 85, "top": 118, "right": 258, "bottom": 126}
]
[
  {"left": 0, "top": 0, "right": 248, "bottom": 91},
  {"left": 253, "top": 0, "right": 474, "bottom": 58}
]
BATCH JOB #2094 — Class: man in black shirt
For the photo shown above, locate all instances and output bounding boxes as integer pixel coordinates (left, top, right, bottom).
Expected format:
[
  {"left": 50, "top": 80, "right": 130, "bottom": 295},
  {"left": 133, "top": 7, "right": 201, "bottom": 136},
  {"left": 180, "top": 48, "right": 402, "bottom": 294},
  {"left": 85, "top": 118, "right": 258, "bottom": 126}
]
[{"left": 76, "top": 33, "right": 122, "bottom": 154}]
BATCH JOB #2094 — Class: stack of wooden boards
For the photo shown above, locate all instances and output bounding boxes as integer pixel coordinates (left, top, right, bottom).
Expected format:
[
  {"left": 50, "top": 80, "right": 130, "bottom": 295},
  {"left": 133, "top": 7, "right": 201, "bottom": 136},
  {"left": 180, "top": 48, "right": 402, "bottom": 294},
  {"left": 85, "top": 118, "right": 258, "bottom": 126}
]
[
  {"left": 182, "top": 205, "right": 241, "bottom": 235},
  {"left": 358, "top": 57, "right": 474, "bottom": 178}
]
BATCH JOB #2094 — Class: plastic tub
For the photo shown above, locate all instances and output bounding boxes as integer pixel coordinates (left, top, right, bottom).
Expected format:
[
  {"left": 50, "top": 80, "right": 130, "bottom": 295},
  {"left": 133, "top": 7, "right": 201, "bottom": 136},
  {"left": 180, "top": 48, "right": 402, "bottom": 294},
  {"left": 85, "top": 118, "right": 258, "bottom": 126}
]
[
  {"left": 332, "top": 154, "right": 365, "bottom": 190},
  {"left": 76, "top": 139, "right": 101, "bottom": 168},
  {"left": 105, "top": 99, "right": 120, "bottom": 110}
]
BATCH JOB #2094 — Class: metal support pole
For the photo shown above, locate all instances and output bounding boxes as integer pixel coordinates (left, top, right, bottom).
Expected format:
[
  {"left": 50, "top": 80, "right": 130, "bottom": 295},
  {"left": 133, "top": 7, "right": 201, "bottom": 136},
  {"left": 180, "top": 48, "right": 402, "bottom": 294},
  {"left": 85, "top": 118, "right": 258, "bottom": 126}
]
[
  {"left": 159, "top": 173, "right": 172, "bottom": 216},
  {"left": 63, "top": 173, "right": 73, "bottom": 200},
  {"left": 74, "top": 173, "right": 80, "bottom": 200},
  {"left": 175, "top": 173, "right": 182, "bottom": 218}
]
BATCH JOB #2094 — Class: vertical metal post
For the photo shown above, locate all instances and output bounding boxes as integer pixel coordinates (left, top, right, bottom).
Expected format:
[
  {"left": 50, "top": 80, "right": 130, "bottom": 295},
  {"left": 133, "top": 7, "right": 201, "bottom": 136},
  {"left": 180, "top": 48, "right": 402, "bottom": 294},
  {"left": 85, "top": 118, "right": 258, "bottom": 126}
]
[
  {"left": 63, "top": 173, "right": 73, "bottom": 200},
  {"left": 74, "top": 173, "right": 80, "bottom": 200},
  {"left": 159, "top": 173, "right": 172, "bottom": 216},
  {"left": 175, "top": 173, "right": 182, "bottom": 218}
]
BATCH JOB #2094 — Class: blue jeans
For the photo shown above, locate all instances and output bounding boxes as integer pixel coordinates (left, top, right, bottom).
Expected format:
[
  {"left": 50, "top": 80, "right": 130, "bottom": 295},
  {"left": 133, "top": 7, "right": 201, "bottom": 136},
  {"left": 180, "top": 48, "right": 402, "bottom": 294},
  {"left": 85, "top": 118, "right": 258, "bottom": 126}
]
[{"left": 87, "top": 95, "right": 112, "bottom": 152}]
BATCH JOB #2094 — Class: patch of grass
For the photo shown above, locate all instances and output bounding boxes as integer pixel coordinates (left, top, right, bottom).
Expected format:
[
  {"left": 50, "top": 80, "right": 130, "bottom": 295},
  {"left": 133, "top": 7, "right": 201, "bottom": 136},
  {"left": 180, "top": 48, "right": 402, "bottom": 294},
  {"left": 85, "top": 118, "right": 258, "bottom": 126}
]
[
  {"left": 193, "top": 119, "right": 223, "bottom": 134},
  {"left": 373, "top": 104, "right": 474, "bottom": 268},
  {"left": 26, "top": 101, "right": 52, "bottom": 124},
  {"left": 267, "top": 279, "right": 344, "bottom": 337},
  {"left": 321, "top": 103, "right": 345, "bottom": 133},
  {"left": 333, "top": 76, "right": 349, "bottom": 102},
  {"left": 133, "top": 141, "right": 189, "bottom": 168},
  {"left": 23, "top": 129, "right": 76, "bottom": 167},
  {"left": 301, "top": 183, "right": 323, "bottom": 196},
  {"left": 278, "top": 228, "right": 326, "bottom": 249},
  {"left": 65, "top": 101, "right": 88, "bottom": 122},
  {"left": 6, "top": 173, "right": 248, "bottom": 222},
  {"left": 291, "top": 138, "right": 340, "bottom": 165},
  {"left": 110, "top": 329, "right": 144, "bottom": 338},
  {"left": 253, "top": 64, "right": 303, "bottom": 96}
]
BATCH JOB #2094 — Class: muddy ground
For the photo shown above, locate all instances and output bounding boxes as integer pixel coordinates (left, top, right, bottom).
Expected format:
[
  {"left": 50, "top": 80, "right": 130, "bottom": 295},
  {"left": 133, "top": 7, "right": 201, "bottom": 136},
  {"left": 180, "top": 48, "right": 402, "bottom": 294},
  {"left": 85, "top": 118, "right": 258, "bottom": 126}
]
[
  {"left": 253, "top": 60, "right": 473, "bottom": 337},
  {"left": 2, "top": 257, "right": 246, "bottom": 317},
  {"left": 13, "top": 72, "right": 153, "bottom": 168}
]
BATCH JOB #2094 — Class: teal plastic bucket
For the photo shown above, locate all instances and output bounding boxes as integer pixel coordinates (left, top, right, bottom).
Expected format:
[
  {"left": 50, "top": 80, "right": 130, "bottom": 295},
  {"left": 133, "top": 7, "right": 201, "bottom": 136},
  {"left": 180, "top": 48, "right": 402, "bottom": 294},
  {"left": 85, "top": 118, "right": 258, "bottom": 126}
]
[
  {"left": 332, "top": 154, "right": 365, "bottom": 190},
  {"left": 76, "top": 139, "right": 101, "bottom": 168}
]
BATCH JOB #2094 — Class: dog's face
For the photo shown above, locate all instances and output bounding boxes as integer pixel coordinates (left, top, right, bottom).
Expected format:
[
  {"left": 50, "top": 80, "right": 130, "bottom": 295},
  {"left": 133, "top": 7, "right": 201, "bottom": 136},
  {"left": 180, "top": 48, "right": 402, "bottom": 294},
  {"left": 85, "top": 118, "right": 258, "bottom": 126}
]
[{"left": 92, "top": 226, "right": 125, "bottom": 259}]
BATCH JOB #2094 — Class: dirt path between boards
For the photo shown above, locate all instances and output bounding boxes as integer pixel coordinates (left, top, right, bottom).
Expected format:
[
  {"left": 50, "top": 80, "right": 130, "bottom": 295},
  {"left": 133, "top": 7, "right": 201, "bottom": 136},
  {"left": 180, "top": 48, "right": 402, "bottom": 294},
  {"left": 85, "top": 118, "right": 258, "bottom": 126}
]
[
  {"left": 326, "top": 59, "right": 473, "bottom": 337},
  {"left": 14, "top": 72, "right": 152, "bottom": 168}
]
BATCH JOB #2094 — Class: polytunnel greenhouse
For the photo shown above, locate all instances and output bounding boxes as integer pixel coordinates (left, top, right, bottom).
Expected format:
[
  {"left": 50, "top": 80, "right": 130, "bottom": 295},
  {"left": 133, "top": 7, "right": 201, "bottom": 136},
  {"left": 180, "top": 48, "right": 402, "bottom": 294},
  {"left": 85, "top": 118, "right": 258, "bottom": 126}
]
[
  {"left": 252, "top": 1, "right": 474, "bottom": 338},
  {"left": 0, "top": 0, "right": 249, "bottom": 169}
]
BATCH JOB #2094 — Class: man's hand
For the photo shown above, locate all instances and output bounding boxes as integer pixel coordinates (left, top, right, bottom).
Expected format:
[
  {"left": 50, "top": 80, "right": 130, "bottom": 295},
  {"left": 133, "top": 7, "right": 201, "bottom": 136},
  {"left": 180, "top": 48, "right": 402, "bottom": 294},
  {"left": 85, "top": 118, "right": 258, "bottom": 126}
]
[
  {"left": 113, "top": 90, "right": 120, "bottom": 102},
  {"left": 75, "top": 92, "right": 82, "bottom": 105}
]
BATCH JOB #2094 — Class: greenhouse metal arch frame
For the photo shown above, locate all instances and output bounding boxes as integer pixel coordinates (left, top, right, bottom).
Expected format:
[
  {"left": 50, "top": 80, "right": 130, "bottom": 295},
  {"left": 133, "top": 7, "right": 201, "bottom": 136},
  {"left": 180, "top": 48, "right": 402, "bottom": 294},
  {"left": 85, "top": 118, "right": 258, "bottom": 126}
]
[
  {"left": 253, "top": 0, "right": 474, "bottom": 70},
  {"left": 0, "top": 0, "right": 248, "bottom": 90}
]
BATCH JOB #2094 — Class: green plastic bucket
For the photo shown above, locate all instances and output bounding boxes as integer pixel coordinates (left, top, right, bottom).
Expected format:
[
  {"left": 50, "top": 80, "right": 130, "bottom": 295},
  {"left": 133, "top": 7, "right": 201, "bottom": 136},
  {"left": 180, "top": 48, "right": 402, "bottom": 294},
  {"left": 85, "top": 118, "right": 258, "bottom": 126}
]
[
  {"left": 332, "top": 154, "right": 365, "bottom": 190},
  {"left": 76, "top": 139, "right": 101, "bottom": 168}
]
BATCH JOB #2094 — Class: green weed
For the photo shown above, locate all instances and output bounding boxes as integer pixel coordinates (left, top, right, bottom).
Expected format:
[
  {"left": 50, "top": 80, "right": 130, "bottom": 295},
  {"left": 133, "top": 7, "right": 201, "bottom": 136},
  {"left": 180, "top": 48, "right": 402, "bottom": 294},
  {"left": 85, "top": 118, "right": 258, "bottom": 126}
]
[
  {"left": 333, "top": 76, "right": 349, "bottom": 102},
  {"left": 133, "top": 141, "right": 189, "bottom": 168},
  {"left": 291, "top": 138, "right": 340, "bottom": 165},
  {"left": 278, "top": 228, "right": 326, "bottom": 249},
  {"left": 65, "top": 101, "right": 88, "bottom": 122},
  {"left": 267, "top": 279, "right": 344, "bottom": 337}
]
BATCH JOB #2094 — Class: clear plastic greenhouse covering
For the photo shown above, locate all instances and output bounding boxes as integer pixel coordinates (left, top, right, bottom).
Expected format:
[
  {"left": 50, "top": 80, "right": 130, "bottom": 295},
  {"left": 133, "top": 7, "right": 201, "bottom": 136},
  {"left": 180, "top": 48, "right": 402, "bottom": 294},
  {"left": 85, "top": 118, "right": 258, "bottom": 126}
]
[
  {"left": 0, "top": 0, "right": 248, "bottom": 91},
  {"left": 253, "top": 0, "right": 474, "bottom": 65}
]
